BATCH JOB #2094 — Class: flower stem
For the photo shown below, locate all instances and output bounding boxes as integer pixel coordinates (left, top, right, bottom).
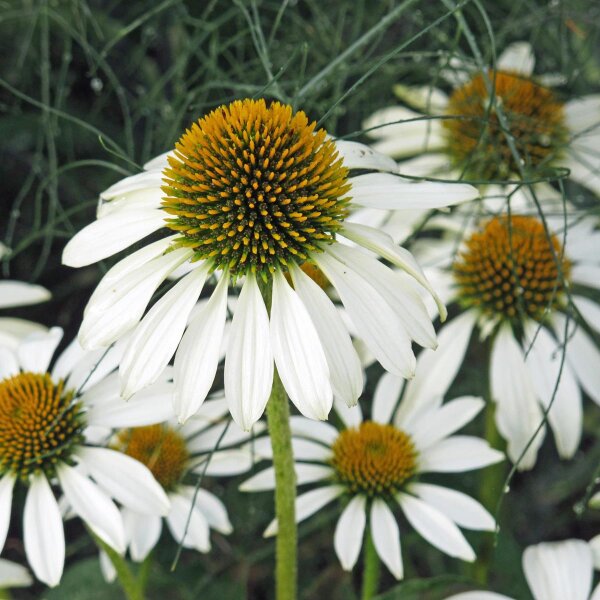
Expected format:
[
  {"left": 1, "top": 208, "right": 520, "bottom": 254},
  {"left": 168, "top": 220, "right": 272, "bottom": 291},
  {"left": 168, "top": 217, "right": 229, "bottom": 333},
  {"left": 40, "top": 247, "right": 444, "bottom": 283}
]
[
  {"left": 361, "top": 530, "right": 381, "bottom": 600},
  {"left": 94, "top": 535, "right": 143, "bottom": 600},
  {"left": 266, "top": 368, "right": 297, "bottom": 600}
]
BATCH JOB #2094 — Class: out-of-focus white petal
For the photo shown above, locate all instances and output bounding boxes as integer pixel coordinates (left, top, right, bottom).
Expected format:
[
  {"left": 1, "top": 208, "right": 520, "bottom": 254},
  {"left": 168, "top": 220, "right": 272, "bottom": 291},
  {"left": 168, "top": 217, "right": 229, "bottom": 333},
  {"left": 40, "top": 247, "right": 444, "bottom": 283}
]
[
  {"left": 17, "top": 327, "right": 63, "bottom": 374},
  {"left": 334, "top": 495, "right": 366, "bottom": 571},
  {"left": 371, "top": 499, "right": 403, "bottom": 579},
  {"left": 0, "top": 475, "right": 15, "bottom": 552},
  {"left": 497, "top": 42, "right": 535, "bottom": 76},
  {"left": 0, "top": 281, "right": 50, "bottom": 309}
]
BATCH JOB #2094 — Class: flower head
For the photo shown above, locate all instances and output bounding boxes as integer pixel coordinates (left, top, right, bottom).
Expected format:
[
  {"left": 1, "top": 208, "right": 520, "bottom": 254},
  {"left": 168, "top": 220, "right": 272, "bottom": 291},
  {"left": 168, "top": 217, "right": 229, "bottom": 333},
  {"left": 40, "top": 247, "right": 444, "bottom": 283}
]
[{"left": 62, "top": 98, "right": 478, "bottom": 431}]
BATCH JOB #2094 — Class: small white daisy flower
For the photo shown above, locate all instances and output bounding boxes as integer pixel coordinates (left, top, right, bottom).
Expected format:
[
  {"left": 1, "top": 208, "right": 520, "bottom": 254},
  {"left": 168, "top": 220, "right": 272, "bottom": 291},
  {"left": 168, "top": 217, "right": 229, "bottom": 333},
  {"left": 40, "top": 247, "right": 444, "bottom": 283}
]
[
  {"left": 241, "top": 367, "right": 503, "bottom": 579},
  {"left": 412, "top": 212, "right": 600, "bottom": 469},
  {"left": 0, "top": 328, "right": 173, "bottom": 587},
  {"left": 446, "top": 536, "right": 600, "bottom": 600},
  {"left": 62, "top": 98, "right": 478, "bottom": 431}
]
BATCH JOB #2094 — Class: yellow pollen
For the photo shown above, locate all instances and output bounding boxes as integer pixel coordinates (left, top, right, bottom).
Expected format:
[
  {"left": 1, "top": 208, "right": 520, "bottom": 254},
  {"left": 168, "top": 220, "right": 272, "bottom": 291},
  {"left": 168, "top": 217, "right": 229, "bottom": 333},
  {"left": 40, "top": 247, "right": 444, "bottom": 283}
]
[
  {"left": 0, "top": 372, "right": 84, "bottom": 480},
  {"left": 453, "top": 216, "right": 570, "bottom": 321},
  {"left": 443, "top": 71, "right": 568, "bottom": 179},
  {"left": 331, "top": 421, "right": 417, "bottom": 497},
  {"left": 162, "top": 98, "right": 351, "bottom": 278},
  {"left": 114, "top": 425, "right": 189, "bottom": 492}
]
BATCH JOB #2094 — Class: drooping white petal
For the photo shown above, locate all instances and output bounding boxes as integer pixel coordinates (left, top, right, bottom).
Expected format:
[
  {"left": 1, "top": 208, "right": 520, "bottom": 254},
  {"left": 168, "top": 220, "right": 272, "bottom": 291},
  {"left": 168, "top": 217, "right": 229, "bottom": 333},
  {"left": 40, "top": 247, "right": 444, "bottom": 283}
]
[
  {"left": 122, "top": 508, "right": 162, "bottom": 561},
  {"left": 290, "top": 264, "right": 363, "bottom": 407},
  {"left": 166, "top": 491, "right": 210, "bottom": 552},
  {"left": 371, "top": 499, "right": 403, "bottom": 579},
  {"left": 174, "top": 273, "right": 229, "bottom": 422},
  {"left": 252, "top": 436, "right": 333, "bottom": 462},
  {"left": 185, "top": 420, "right": 264, "bottom": 454},
  {"left": 270, "top": 271, "right": 332, "bottom": 420},
  {"left": 23, "top": 475, "right": 65, "bottom": 587},
  {"left": 334, "top": 397, "right": 363, "bottom": 429},
  {"left": 419, "top": 436, "right": 504, "bottom": 473},
  {"left": 523, "top": 322, "right": 582, "bottom": 458},
  {"left": 264, "top": 486, "right": 344, "bottom": 537},
  {"left": 17, "top": 327, "right": 63, "bottom": 374},
  {"left": 398, "top": 493, "right": 475, "bottom": 561},
  {"left": 0, "top": 475, "right": 15, "bottom": 552},
  {"left": 0, "top": 281, "right": 50, "bottom": 309},
  {"left": 410, "top": 396, "right": 485, "bottom": 451},
  {"left": 77, "top": 447, "right": 170, "bottom": 515},
  {"left": 240, "top": 463, "right": 334, "bottom": 492},
  {"left": 334, "top": 139, "right": 398, "bottom": 172},
  {"left": 179, "top": 486, "right": 233, "bottom": 535},
  {"left": 289, "top": 415, "right": 339, "bottom": 445},
  {"left": 57, "top": 463, "right": 125, "bottom": 553},
  {"left": 410, "top": 483, "right": 494, "bottom": 531},
  {"left": 497, "top": 41, "right": 535, "bottom": 76},
  {"left": 333, "top": 495, "right": 366, "bottom": 571},
  {"left": 392, "top": 84, "right": 449, "bottom": 114},
  {"left": 199, "top": 448, "right": 254, "bottom": 477},
  {"left": 372, "top": 372, "right": 404, "bottom": 425},
  {"left": 314, "top": 250, "right": 416, "bottom": 378},
  {"left": 62, "top": 209, "right": 166, "bottom": 267},
  {"left": 120, "top": 264, "right": 209, "bottom": 398},
  {"left": 523, "top": 540, "right": 593, "bottom": 600},
  {"left": 350, "top": 173, "right": 479, "bottom": 210},
  {"left": 0, "top": 558, "right": 33, "bottom": 588},
  {"left": 79, "top": 247, "right": 192, "bottom": 349},
  {"left": 224, "top": 275, "right": 274, "bottom": 431},
  {"left": 490, "top": 324, "right": 545, "bottom": 469}
]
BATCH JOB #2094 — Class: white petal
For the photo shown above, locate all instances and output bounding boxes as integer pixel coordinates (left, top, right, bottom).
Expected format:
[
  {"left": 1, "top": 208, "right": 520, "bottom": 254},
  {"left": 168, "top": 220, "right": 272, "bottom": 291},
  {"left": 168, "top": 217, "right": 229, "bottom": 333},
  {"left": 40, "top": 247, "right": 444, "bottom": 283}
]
[
  {"left": 0, "top": 281, "right": 50, "bottom": 309},
  {"left": 314, "top": 249, "right": 415, "bottom": 378},
  {"left": 523, "top": 322, "right": 582, "bottom": 458},
  {"left": 490, "top": 324, "right": 545, "bottom": 469},
  {"left": 120, "top": 264, "right": 209, "bottom": 398},
  {"left": 410, "top": 483, "right": 494, "bottom": 531},
  {"left": 185, "top": 420, "right": 264, "bottom": 453},
  {"left": 24, "top": 475, "right": 65, "bottom": 587},
  {"left": 419, "top": 436, "right": 504, "bottom": 473},
  {"left": 445, "top": 593, "right": 512, "bottom": 600},
  {"left": 224, "top": 275, "right": 274, "bottom": 431},
  {"left": 565, "top": 95, "right": 600, "bottom": 135},
  {"left": 252, "top": 436, "right": 333, "bottom": 462},
  {"left": 122, "top": 508, "right": 162, "bottom": 561},
  {"left": 334, "top": 495, "right": 366, "bottom": 571},
  {"left": 410, "top": 396, "right": 485, "bottom": 450},
  {"left": 270, "top": 271, "right": 332, "bottom": 420},
  {"left": 200, "top": 448, "right": 254, "bottom": 476},
  {"left": 62, "top": 209, "right": 166, "bottom": 267},
  {"left": 174, "top": 273, "right": 228, "bottom": 422},
  {"left": 0, "top": 558, "right": 33, "bottom": 588},
  {"left": 335, "top": 139, "right": 398, "bottom": 172},
  {"left": 289, "top": 415, "right": 339, "bottom": 445},
  {"left": 392, "top": 84, "right": 449, "bottom": 113},
  {"left": 350, "top": 173, "right": 478, "bottom": 210},
  {"left": 571, "top": 264, "right": 600, "bottom": 290},
  {"left": 264, "top": 485, "right": 344, "bottom": 537},
  {"left": 497, "top": 42, "right": 535, "bottom": 76},
  {"left": 563, "top": 150, "right": 600, "bottom": 197},
  {"left": 57, "top": 463, "right": 125, "bottom": 553},
  {"left": 371, "top": 499, "right": 403, "bottom": 579},
  {"left": 142, "top": 152, "right": 173, "bottom": 172},
  {"left": 77, "top": 447, "right": 170, "bottom": 515},
  {"left": 290, "top": 264, "right": 363, "bottom": 407},
  {"left": 398, "top": 493, "right": 475, "bottom": 561},
  {"left": 523, "top": 540, "right": 593, "bottom": 600},
  {"left": 372, "top": 372, "right": 404, "bottom": 425},
  {"left": 0, "top": 318, "right": 45, "bottom": 352},
  {"left": 97, "top": 187, "right": 164, "bottom": 218},
  {"left": 166, "top": 492, "right": 210, "bottom": 552},
  {"left": 100, "top": 170, "right": 164, "bottom": 200},
  {"left": 340, "top": 222, "right": 447, "bottom": 321},
  {"left": 334, "top": 397, "right": 363, "bottom": 429},
  {"left": 99, "top": 550, "right": 116, "bottom": 583},
  {"left": 0, "top": 475, "right": 15, "bottom": 552},
  {"left": 0, "top": 348, "right": 19, "bottom": 380},
  {"left": 573, "top": 295, "right": 600, "bottom": 335},
  {"left": 397, "top": 153, "right": 452, "bottom": 178},
  {"left": 79, "top": 246, "right": 191, "bottom": 349},
  {"left": 396, "top": 312, "right": 476, "bottom": 429},
  {"left": 17, "top": 327, "right": 63, "bottom": 373},
  {"left": 240, "top": 463, "right": 334, "bottom": 492},
  {"left": 179, "top": 486, "right": 232, "bottom": 535}
]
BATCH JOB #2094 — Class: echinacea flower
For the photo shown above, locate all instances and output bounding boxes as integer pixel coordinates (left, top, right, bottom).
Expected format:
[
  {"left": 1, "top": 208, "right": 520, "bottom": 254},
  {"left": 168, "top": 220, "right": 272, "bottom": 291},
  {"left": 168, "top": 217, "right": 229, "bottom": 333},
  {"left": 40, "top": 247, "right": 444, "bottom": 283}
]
[
  {"left": 446, "top": 536, "right": 600, "bottom": 600},
  {"left": 62, "top": 98, "right": 478, "bottom": 430},
  {"left": 100, "top": 395, "right": 256, "bottom": 575},
  {"left": 412, "top": 212, "right": 600, "bottom": 469},
  {"left": 240, "top": 361, "right": 503, "bottom": 579},
  {"left": 0, "top": 328, "right": 173, "bottom": 586}
]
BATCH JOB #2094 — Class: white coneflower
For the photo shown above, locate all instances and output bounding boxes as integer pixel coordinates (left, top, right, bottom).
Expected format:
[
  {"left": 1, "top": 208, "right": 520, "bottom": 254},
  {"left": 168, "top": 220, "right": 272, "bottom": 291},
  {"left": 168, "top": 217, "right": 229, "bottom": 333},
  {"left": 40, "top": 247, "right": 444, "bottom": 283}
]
[
  {"left": 0, "top": 328, "right": 173, "bottom": 586},
  {"left": 411, "top": 212, "right": 600, "bottom": 469},
  {"left": 62, "top": 98, "right": 478, "bottom": 430},
  {"left": 241, "top": 365, "right": 503, "bottom": 579}
]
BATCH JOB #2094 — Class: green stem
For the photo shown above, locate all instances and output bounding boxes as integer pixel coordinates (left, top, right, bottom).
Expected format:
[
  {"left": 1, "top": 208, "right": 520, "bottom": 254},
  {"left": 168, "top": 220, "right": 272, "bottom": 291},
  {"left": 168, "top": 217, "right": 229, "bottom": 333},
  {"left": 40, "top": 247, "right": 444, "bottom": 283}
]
[
  {"left": 94, "top": 535, "right": 143, "bottom": 600},
  {"left": 361, "top": 530, "right": 381, "bottom": 600},
  {"left": 266, "top": 368, "right": 297, "bottom": 600}
]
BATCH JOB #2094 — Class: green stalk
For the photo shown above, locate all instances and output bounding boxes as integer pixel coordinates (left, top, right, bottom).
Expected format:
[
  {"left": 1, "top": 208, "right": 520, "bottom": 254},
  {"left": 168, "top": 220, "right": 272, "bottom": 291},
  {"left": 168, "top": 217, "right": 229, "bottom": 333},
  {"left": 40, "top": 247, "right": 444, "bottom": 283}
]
[
  {"left": 93, "top": 535, "right": 143, "bottom": 600},
  {"left": 361, "top": 530, "right": 381, "bottom": 600},
  {"left": 266, "top": 368, "right": 298, "bottom": 600}
]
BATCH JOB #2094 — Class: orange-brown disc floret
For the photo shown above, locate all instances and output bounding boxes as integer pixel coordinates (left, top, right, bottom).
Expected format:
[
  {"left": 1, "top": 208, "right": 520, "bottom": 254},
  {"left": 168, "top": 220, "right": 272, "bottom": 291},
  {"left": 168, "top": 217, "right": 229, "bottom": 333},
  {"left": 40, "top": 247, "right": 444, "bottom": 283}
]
[
  {"left": 443, "top": 72, "right": 568, "bottom": 179},
  {"left": 114, "top": 425, "right": 189, "bottom": 492},
  {"left": 453, "top": 216, "right": 570, "bottom": 322},
  {"left": 0, "top": 372, "right": 84, "bottom": 480},
  {"left": 331, "top": 421, "right": 417, "bottom": 497},
  {"left": 162, "top": 98, "right": 351, "bottom": 278}
]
